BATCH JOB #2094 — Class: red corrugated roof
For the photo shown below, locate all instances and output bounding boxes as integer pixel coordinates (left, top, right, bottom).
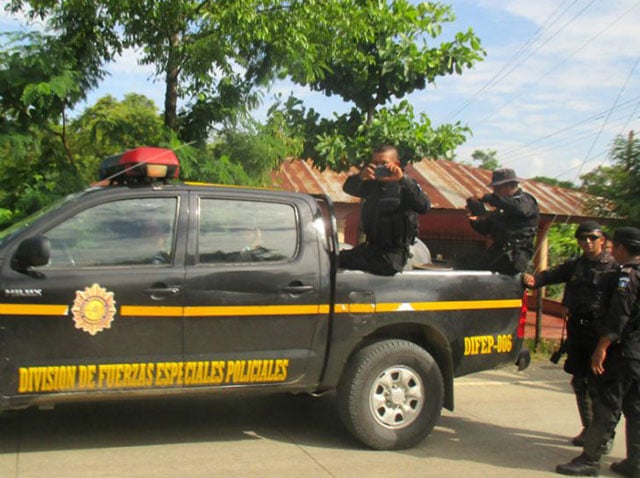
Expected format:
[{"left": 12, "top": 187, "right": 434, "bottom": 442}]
[{"left": 271, "top": 158, "right": 606, "bottom": 221}]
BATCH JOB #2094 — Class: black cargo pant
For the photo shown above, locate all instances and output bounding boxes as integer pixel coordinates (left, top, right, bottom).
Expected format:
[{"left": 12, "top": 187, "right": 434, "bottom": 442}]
[
  {"left": 583, "top": 363, "right": 640, "bottom": 465},
  {"left": 564, "top": 321, "right": 599, "bottom": 429}
]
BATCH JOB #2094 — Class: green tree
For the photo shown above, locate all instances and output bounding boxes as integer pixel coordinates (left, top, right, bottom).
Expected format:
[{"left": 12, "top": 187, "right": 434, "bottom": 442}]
[
  {"left": 68, "top": 93, "right": 168, "bottom": 182},
  {"left": 296, "top": 1, "right": 483, "bottom": 125},
  {"left": 542, "top": 223, "right": 579, "bottom": 299},
  {"left": 531, "top": 176, "right": 576, "bottom": 189},
  {"left": 470, "top": 149, "right": 500, "bottom": 171},
  {"left": 7, "top": 0, "right": 336, "bottom": 136},
  {"left": 270, "top": 1, "right": 484, "bottom": 170},
  {"left": 7, "top": 1, "right": 483, "bottom": 169},
  {"left": 0, "top": 30, "right": 106, "bottom": 166},
  {"left": 0, "top": 30, "right": 102, "bottom": 224},
  {"left": 581, "top": 131, "right": 640, "bottom": 226}
]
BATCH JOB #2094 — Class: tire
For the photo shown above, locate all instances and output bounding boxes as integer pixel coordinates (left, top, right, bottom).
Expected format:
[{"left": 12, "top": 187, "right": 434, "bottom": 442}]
[{"left": 337, "top": 339, "right": 443, "bottom": 450}]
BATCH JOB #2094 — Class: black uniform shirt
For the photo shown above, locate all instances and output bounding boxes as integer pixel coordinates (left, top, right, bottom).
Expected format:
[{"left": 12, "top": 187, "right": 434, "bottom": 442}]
[
  {"left": 470, "top": 189, "right": 539, "bottom": 246},
  {"left": 598, "top": 261, "right": 640, "bottom": 362},
  {"left": 343, "top": 174, "right": 430, "bottom": 249},
  {"left": 534, "top": 251, "right": 617, "bottom": 319}
]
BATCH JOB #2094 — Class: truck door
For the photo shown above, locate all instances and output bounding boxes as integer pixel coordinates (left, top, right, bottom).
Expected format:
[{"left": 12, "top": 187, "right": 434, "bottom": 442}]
[
  {"left": 0, "top": 192, "right": 187, "bottom": 398},
  {"left": 182, "top": 192, "right": 330, "bottom": 389}
]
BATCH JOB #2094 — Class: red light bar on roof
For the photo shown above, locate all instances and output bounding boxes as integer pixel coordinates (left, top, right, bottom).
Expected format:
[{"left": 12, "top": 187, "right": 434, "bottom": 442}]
[{"left": 99, "top": 147, "right": 180, "bottom": 182}]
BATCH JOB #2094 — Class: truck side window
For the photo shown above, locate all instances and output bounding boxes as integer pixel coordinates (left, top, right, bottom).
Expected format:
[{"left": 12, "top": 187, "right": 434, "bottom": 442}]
[
  {"left": 41, "top": 198, "right": 178, "bottom": 267},
  {"left": 198, "top": 199, "right": 297, "bottom": 264}
]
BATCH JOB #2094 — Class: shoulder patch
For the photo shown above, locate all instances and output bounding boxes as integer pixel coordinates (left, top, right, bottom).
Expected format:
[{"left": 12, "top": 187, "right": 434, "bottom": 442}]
[{"left": 617, "top": 275, "right": 631, "bottom": 289}]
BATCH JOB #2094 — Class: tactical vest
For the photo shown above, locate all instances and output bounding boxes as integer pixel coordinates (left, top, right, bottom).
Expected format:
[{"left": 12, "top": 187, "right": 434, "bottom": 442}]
[
  {"left": 363, "top": 183, "right": 416, "bottom": 249},
  {"left": 564, "top": 255, "right": 616, "bottom": 320},
  {"left": 621, "top": 264, "right": 640, "bottom": 360}
]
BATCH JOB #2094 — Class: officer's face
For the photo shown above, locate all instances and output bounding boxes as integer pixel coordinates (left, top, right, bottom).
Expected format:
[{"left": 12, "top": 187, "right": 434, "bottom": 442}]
[
  {"left": 371, "top": 151, "right": 400, "bottom": 167},
  {"left": 492, "top": 182, "right": 518, "bottom": 198},
  {"left": 576, "top": 233, "right": 604, "bottom": 256}
]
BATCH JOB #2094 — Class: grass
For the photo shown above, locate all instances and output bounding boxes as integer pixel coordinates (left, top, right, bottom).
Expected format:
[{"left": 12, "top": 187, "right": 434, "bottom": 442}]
[{"left": 524, "top": 338, "right": 563, "bottom": 361}]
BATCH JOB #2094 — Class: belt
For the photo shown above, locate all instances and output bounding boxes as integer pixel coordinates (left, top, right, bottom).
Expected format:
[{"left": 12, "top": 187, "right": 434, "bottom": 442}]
[{"left": 569, "top": 315, "right": 595, "bottom": 326}]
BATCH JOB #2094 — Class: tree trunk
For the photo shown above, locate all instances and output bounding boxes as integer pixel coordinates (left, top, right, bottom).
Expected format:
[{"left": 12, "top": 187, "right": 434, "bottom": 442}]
[{"left": 164, "top": 32, "right": 180, "bottom": 131}]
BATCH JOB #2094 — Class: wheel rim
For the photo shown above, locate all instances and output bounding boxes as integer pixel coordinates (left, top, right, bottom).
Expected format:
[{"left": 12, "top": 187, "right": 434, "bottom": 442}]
[{"left": 369, "top": 365, "right": 424, "bottom": 429}]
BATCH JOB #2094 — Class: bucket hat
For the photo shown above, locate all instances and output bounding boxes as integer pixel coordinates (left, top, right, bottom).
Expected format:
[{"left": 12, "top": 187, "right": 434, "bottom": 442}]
[{"left": 488, "top": 168, "right": 520, "bottom": 187}]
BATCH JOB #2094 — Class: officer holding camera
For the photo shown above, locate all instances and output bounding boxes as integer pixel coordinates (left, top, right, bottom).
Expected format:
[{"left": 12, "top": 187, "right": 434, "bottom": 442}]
[
  {"left": 462, "top": 168, "right": 539, "bottom": 275},
  {"left": 523, "top": 221, "right": 618, "bottom": 451},
  {"left": 339, "top": 144, "right": 430, "bottom": 275}
]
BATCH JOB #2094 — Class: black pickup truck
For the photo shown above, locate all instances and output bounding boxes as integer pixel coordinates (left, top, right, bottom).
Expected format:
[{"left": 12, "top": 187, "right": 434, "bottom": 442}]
[{"left": 0, "top": 147, "right": 529, "bottom": 450}]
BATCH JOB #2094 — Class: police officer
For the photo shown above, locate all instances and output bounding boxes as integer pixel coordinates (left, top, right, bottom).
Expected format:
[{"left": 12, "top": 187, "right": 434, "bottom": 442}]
[
  {"left": 523, "top": 221, "right": 618, "bottom": 449},
  {"left": 339, "top": 144, "right": 431, "bottom": 275},
  {"left": 463, "top": 168, "right": 539, "bottom": 274},
  {"left": 556, "top": 227, "right": 640, "bottom": 477}
]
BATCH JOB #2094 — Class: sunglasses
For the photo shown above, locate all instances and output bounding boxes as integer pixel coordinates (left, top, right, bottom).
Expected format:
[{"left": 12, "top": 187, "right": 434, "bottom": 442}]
[{"left": 577, "top": 234, "right": 602, "bottom": 241}]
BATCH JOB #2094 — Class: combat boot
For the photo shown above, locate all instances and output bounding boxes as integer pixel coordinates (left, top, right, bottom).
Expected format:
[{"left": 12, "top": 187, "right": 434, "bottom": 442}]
[
  {"left": 610, "top": 460, "right": 640, "bottom": 478},
  {"left": 556, "top": 454, "right": 600, "bottom": 476}
]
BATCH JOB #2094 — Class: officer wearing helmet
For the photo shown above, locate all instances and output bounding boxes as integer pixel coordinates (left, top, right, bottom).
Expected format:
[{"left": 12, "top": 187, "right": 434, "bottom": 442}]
[
  {"left": 556, "top": 227, "right": 640, "bottom": 477},
  {"left": 523, "top": 221, "right": 618, "bottom": 451}
]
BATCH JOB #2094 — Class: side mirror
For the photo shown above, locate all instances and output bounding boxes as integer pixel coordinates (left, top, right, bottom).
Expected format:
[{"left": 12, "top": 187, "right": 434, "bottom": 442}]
[{"left": 11, "top": 236, "right": 50, "bottom": 275}]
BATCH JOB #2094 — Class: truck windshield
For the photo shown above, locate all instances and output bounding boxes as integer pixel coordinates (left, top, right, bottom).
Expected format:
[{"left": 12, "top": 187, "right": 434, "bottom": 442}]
[{"left": 0, "top": 192, "right": 83, "bottom": 248}]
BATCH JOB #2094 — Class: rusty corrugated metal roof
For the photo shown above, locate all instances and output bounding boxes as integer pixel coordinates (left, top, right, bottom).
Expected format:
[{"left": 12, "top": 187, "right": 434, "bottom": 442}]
[{"left": 271, "top": 158, "right": 603, "bottom": 221}]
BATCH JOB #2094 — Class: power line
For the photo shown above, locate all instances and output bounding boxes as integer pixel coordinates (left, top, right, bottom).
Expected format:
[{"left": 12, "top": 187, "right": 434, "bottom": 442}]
[
  {"left": 443, "top": 0, "right": 581, "bottom": 122},
  {"left": 572, "top": 56, "right": 640, "bottom": 181},
  {"left": 479, "top": 0, "right": 640, "bottom": 125},
  {"left": 497, "top": 95, "right": 640, "bottom": 157},
  {"left": 445, "top": 0, "right": 596, "bottom": 122}
]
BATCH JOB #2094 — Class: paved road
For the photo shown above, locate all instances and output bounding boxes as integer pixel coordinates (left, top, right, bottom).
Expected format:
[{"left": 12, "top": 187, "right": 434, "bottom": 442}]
[{"left": 0, "top": 359, "right": 627, "bottom": 477}]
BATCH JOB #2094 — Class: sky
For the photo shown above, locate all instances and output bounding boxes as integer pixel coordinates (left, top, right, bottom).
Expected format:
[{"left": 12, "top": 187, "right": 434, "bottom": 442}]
[{"left": 2, "top": 0, "right": 640, "bottom": 184}]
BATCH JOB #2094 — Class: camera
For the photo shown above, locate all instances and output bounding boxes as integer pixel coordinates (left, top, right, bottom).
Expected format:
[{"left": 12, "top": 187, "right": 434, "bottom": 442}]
[
  {"left": 466, "top": 197, "right": 487, "bottom": 216},
  {"left": 549, "top": 339, "right": 567, "bottom": 364},
  {"left": 549, "top": 349, "right": 563, "bottom": 364},
  {"left": 374, "top": 165, "right": 392, "bottom": 178}
]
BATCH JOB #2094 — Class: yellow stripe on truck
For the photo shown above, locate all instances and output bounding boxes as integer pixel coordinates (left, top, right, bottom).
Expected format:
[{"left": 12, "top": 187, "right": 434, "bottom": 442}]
[
  {"left": 334, "top": 298, "right": 522, "bottom": 314},
  {"left": 0, "top": 304, "right": 69, "bottom": 315},
  {"left": 0, "top": 299, "right": 520, "bottom": 318}
]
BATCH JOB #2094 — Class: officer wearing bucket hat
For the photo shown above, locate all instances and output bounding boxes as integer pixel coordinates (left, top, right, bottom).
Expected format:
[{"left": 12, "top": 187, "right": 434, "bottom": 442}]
[
  {"left": 462, "top": 168, "right": 539, "bottom": 275},
  {"left": 524, "top": 221, "right": 617, "bottom": 451},
  {"left": 557, "top": 227, "right": 640, "bottom": 477}
]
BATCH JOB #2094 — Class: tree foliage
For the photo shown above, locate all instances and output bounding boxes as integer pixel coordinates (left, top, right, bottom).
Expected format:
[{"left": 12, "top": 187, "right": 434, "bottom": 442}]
[
  {"left": 581, "top": 131, "right": 640, "bottom": 226},
  {"left": 542, "top": 222, "right": 580, "bottom": 299},
  {"left": 294, "top": 1, "right": 484, "bottom": 124},
  {"left": 267, "top": 1, "right": 484, "bottom": 170},
  {"left": 470, "top": 149, "right": 500, "bottom": 171},
  {"left": 5, "top": 1, "right": 484, "bottom": 170},
  {"left": 531, "top": 176, "right": 576, "bottom": 189},
  {"left": 1, "top": 1, "right": 488, "bottom": 225}
]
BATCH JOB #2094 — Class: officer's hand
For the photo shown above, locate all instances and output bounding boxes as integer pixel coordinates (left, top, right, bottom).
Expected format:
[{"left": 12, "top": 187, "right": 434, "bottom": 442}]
[
  {"left": 591, "top": 346, "right": 607, "bottom": 375},
  {"left": 482, "top": 193, "right": 499, "bottom": 206},
  {"left": 380, "top": 163, "right": 403, "bottom": 182},
  {"left": 522, "top": 273, "right": 535, "bottom": 288},
  {"left": 359, "top": 163, "right": 376, "bottom": 181}
]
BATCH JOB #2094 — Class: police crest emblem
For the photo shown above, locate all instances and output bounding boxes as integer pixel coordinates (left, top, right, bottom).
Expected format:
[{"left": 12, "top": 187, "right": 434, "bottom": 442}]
[{"left": 71, "top": 283, "right": 117, "bottom": 335}]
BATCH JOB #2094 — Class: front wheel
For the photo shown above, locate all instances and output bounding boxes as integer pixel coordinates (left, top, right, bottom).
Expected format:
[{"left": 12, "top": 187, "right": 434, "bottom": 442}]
[{"left": 337, "top": 339, "right": 443, "bottom": 450}]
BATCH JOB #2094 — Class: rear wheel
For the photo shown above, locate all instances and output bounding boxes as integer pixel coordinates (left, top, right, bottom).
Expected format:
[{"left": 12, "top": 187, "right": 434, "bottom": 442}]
[{"left": 337, "top": 339, "right": 444, "bottom": 450}]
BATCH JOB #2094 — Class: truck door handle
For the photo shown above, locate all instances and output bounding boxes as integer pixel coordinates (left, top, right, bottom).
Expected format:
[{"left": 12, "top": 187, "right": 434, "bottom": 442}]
[
  {"left": 281, "top": 283, "right": 314, "bottom": 295},
  {"left": 144, "top": 286, "right": 181, "bottom": 300}
]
